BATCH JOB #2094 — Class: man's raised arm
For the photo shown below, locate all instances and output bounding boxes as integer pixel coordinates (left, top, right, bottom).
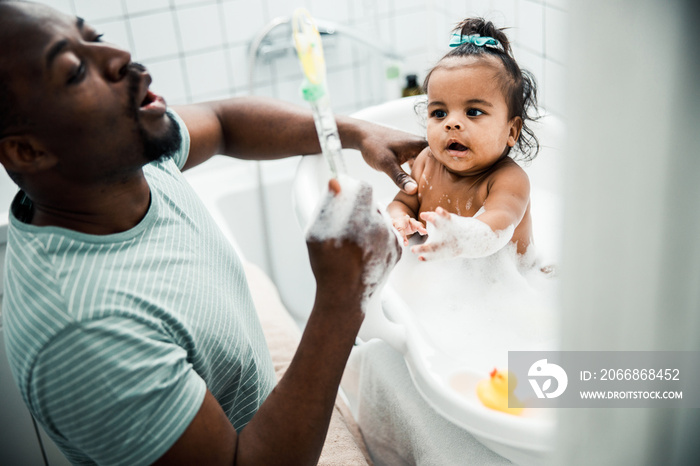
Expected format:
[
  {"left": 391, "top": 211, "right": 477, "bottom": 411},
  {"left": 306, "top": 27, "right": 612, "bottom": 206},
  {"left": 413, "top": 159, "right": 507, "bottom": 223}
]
[{"left": 174, "top": 97, "right": 426, "bottom": 193}]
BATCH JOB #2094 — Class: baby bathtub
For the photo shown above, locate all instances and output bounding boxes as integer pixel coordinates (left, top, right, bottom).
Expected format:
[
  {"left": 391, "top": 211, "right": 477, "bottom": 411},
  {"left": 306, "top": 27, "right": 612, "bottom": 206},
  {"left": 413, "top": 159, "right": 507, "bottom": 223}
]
[{"left": 293, "top": 95, "right": 565, "bottom": 465}]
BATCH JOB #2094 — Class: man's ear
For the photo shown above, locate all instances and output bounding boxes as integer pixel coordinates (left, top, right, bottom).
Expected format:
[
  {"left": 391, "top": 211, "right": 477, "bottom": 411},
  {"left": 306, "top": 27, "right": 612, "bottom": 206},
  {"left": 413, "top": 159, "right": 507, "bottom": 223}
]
[
  {"left": 507, "top": 116, "right": 523, "bottom": 148},
  {"left": 0, "top": 135, "right": 57, "bottom": 174}
]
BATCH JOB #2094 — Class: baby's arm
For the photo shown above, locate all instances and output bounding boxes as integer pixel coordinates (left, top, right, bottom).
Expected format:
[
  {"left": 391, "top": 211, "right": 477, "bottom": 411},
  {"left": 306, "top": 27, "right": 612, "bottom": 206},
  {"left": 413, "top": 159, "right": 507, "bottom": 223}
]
[
  {"left": 387, "top": 150, "right": 429, "bottom": 245},
  {"left": 466, "top": 164, "right": 530, "bottom": 233},
  {"left": 412, "top": 165, "right": 530, "bottom": 260}
]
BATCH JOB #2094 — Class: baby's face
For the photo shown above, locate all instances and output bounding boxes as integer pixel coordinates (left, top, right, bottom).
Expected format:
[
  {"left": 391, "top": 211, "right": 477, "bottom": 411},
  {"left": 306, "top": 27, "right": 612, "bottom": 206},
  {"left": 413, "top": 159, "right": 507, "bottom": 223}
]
[{"left": 426, "top": 56, "right": 520, "bottom": 176}]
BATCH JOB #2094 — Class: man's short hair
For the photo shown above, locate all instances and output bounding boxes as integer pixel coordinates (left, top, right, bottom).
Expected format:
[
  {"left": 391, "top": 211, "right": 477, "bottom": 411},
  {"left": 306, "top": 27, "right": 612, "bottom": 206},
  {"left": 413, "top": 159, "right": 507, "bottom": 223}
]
[{"left": 0, "top": 0, "right": 24, "bottom": 138}]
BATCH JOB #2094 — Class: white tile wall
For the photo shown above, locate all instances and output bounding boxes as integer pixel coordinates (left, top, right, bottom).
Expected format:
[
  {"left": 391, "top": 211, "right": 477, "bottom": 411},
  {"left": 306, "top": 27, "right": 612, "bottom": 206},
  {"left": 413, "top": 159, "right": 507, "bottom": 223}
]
[
  {"left": 73, "top": 0, "right": 124, "bottom": 21},
  {"left": 38, "top": 0, "right": 73, "bottom": 15},
  {"left": 374, "top": 0, "right": 395, "bottom": 18},
  {"left": 491, "top": 0, "right": 518, "bottom": 42},
  {"left": 124, "top": 0, "right": 171, "bottom": 15},
  {"left": 395, "top": 0, "right": 429, "bottom": 13},
  {"left": 442, "top": 0, "right": 469, "bottom": 17},
  {"left": 129, "top": 11, "right": 180, "bottom": 61},
  {"left": 545, "top": 0, "right": 568, "bottom": 11},
  {"left": 544, "top": 58, "right": 566, "bottom": 116},
  {"left": 222, "top": 1, "right": 267, "bottom": 45},
  {"left": 173, "top": 0, "right": 213, "bottom": 6},
  {"left": 185, "top": 49, "right": 232, "bottom": 98},
  {"left": 513, "top": 45, "right": 545, "bottom": 94},
  {"left": 517, "top": 0, "right": 544, "bottom": 53},
  {"left": 176, "top": 4, "right": 225, "bottom": 53},
  {"left": 227, "top": 44, "right": 252, "bottom": 89},
  {"left": 144, "top": 58, "right": 189, "bottom": 104},
  {"left": 97, "top": 19, "right": 132, "bottom": 51},
  {"left": 469, "top": 0, "right": 494, "bottom": 17},
  {"left": 323, "top": 35, "right": 360, "bottom": 70},
  {"left": 394, "top": 10, "right": 431, "bottom": 55},
  {"left": 377, "top": 15, "right": 396, "bottom": 49},
  {"left": 544, "top": 4, "right": 568, "bottom": 64},
  {"left": 265, "top": 0, "right": 311, "bottom": 21},
  {"left": 308, "top": 0, "right": 351, "bottom": 23}
]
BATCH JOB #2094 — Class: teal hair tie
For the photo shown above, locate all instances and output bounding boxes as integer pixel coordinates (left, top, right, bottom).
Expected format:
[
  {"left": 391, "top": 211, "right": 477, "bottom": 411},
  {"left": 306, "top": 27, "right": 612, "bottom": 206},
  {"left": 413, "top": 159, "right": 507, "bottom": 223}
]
[{"left": 449, "top": 32, "right": 499, "bottom": 48}]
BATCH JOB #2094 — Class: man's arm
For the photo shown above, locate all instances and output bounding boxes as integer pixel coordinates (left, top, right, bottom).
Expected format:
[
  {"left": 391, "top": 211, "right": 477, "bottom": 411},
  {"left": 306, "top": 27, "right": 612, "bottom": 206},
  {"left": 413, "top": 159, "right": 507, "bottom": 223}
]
[
  {"left": 154, "top": 179, "right": 399, "bottom": 465},
  {"left": 173, "top": 97, "right": 426, "bottom": 193},
  {"left": 154, "top": 282, "right": 363, "bottom": 466}
]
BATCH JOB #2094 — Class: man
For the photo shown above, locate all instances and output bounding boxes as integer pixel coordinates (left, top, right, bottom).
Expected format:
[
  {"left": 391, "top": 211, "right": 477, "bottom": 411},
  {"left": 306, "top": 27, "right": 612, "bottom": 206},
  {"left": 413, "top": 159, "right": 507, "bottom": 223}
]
[{"left": 0, "top": 1, "right": 425, "bottom": 464}]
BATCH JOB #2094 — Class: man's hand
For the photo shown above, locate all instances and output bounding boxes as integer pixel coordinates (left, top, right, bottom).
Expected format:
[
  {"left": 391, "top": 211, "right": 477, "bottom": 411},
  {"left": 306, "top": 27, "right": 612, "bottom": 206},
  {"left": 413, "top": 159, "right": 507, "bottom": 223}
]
[
  {"left": 357, "top": 125, "right": 427, "bottom": 195},
  {"left": 306, "top": 180, "right": 366, "bottom": 312},
  {"left": 340, "top": 118, "right": 427, "bottom": 195},
  {"left": 307, "top": 178, "right": 401, "bottom": 308}
]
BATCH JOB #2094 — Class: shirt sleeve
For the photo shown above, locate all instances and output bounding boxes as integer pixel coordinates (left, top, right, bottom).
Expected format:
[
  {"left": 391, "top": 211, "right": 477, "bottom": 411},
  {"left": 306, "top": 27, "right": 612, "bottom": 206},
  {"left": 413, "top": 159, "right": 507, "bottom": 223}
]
[
  {"left": 167, "top": 108, "right": 191, "bottom": 171},
  {"left": 28, "top": 316, "right": 207, "bottom": 466}
]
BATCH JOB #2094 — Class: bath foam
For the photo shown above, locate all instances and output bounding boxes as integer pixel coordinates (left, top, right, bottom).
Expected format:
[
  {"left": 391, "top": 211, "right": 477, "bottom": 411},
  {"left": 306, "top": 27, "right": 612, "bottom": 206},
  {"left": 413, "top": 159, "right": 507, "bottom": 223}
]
[
  {"left": 390, "top": 239, "right": 559, "bottom": 373},
  {"left": 415, "top": 210, "right": 515, "bottom": 261},
  {"left": 306, "top": 175, "right": 401, "bottom": 304}
]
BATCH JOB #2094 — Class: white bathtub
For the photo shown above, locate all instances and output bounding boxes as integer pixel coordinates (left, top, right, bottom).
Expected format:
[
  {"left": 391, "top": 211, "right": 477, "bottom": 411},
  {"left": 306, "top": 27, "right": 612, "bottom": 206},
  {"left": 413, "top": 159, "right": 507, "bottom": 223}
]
[{"left": 293, "top": 95, "right": 565, "bottom": 465}]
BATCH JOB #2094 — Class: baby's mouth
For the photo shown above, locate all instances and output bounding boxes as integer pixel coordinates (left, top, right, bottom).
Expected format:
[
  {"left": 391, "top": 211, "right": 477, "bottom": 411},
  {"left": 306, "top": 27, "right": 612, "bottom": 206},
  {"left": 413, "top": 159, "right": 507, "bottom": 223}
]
[{"left": 446, "top": 141, "right": 469, "bottom": 157}]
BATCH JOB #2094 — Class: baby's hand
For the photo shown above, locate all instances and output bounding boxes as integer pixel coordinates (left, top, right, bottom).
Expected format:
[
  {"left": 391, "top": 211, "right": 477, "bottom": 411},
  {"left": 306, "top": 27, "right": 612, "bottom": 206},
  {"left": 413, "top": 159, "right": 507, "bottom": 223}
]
[
  {"left": 411, "top": 207, "right": 514, "bottom": 261},
  {"left": 410, "top": 207, "right": 454, "bottom": 261},
  {"left": 392, "top": 214, "right": 427, "bottom": 246}
]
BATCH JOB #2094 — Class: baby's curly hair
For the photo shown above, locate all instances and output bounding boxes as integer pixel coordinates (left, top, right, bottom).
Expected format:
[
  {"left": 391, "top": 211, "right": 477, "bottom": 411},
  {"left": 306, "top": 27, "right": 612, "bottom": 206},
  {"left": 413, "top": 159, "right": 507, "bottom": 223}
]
[{"left": 423, "top": 18, "right": 540, "bottom": 162}]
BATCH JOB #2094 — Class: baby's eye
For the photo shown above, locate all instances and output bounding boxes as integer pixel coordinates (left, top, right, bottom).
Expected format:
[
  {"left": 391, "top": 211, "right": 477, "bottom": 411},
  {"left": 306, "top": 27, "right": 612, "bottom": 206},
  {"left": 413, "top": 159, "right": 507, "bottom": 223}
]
[
  {"left": 431, "top": 109, "right": 447, "bottom": 118},
  {"left": 92, "top": 33, "right": 104, "bottom": 42},
  {"left": 467, "top": 108, "right": 484, "bottom": 117}
]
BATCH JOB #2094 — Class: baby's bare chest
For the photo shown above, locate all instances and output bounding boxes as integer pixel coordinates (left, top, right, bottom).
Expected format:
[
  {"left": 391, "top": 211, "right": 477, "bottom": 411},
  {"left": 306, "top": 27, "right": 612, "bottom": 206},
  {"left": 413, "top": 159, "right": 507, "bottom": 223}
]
[{"left": 416, "top": 164, "right": 490, "bottom": 217}]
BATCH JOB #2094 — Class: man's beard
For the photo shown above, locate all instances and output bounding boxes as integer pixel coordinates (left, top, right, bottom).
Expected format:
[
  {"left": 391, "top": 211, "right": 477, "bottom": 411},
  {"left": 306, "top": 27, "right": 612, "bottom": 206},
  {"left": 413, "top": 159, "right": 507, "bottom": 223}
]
[
  {"left": 139, "top": 111, "right": 181, "bottom": 164},
  {"left": 127, "top": 63, "right": 182, "bottom": 164}
]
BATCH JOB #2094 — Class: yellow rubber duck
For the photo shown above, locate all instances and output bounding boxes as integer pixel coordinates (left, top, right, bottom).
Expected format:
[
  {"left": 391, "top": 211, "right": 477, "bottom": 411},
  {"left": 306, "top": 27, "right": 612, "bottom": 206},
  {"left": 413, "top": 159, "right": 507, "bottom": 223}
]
[{"left": 476, "top": 368, "right": 524, "bottom": 416}]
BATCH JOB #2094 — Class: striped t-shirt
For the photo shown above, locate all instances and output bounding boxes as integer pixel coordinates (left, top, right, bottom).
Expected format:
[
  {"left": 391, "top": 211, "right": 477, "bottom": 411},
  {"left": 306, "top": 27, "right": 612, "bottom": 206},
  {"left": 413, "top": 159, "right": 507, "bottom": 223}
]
[{"left": 1, "top": 110, "right": 276, "bottom": 465}]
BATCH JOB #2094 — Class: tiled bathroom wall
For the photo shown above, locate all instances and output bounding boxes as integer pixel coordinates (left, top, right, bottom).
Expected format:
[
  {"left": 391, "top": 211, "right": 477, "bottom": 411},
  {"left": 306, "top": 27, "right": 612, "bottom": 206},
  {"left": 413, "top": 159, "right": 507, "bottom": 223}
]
[{"left": 36, "top": 0, "right": 567, "bottom": 117}]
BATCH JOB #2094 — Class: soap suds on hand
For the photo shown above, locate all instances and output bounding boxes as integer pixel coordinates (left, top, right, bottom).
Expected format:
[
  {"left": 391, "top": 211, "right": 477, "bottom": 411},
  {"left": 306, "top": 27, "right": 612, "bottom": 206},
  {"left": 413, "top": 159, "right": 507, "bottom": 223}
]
[
  {"left": 415, "top": 212, "right": 514, "bottom": 260},
  {"left": 306, "top": 175, "right": 401, "bottom": 304}
]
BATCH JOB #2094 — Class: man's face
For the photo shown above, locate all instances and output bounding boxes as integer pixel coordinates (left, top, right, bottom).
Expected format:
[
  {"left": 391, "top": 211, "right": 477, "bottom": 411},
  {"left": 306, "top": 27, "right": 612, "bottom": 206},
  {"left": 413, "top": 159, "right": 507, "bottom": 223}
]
[{"left": 0, "top": 2, "right": 180, "bottom": 184}]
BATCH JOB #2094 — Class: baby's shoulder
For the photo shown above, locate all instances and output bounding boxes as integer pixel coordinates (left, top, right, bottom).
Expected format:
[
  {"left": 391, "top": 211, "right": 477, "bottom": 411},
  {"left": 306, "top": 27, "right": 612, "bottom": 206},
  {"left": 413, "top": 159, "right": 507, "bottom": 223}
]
[
  {"left": 414, "top": 147, "right": 432, "bottom": 165},
  {"left": 409, "top": 147, "right": 432, "bottom": 176},
  {"left": 492, "top": 157, "right": 528, "bottom": 178},
  {"left": 488, "top": 157, "right": 530, "bottom": 190},
  {"left": 416, "top": 148, "right": 445, "bottom": 172}
]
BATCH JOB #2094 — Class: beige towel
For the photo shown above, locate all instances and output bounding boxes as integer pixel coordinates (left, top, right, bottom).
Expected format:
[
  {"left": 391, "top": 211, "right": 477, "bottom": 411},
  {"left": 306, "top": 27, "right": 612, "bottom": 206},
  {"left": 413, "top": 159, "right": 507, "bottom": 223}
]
[{"left": 243, "top": 263, "right": 372, "bottom": 465}]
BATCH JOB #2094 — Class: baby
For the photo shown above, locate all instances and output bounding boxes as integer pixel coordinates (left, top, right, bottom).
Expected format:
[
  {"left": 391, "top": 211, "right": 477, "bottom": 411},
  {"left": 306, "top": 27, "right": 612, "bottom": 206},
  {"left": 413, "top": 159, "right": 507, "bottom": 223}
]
[{"left": 388, "top": 18, "right": 539, "bottom": 262}]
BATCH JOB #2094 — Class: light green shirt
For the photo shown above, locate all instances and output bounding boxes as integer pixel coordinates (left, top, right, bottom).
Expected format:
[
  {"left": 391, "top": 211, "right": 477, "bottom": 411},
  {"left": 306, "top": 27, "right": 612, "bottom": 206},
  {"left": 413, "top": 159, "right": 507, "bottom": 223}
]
[{"left": 2, "top": 110, "right": 275, "bottom": 465}]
